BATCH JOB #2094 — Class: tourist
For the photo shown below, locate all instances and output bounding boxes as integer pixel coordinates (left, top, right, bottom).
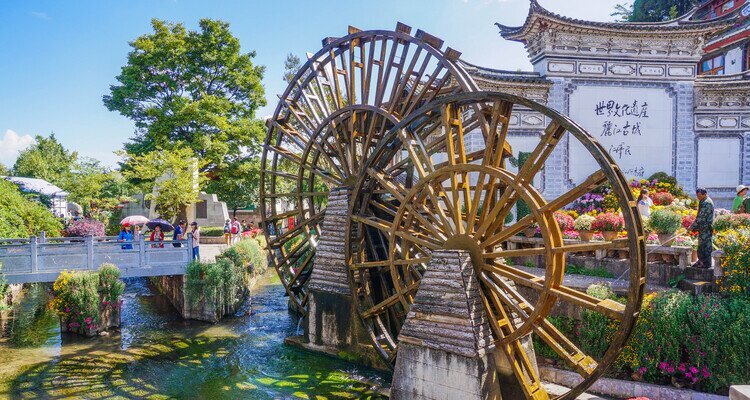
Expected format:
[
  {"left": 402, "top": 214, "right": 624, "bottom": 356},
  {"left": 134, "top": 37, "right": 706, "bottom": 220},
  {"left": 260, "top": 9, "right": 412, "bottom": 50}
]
[
  {"left": 733, "top": 185, "right": 748, "bottom": 213},
  {"left": 688, "top": 188, "right": 714, "bottom": 269},
  {"left": 190, "top": 221, "right": 201, "bottom": 260},
  {"left": 150, "top": 225, "right": 165, "bottom": 248},
  {"left": 172, "top": 220, "right": 186, "bottom": 247},
  {"left": 637, "top": 189, "right": 653, "bottom": 218},
  {"left": 231, "top": 217, "right": 241, "bottom": 244},
  {"left": 223, "top": 219, "right": 232, "bottom": 246},
  {"left": 118, "top": 223, "right": 134, "bottom": 250}
]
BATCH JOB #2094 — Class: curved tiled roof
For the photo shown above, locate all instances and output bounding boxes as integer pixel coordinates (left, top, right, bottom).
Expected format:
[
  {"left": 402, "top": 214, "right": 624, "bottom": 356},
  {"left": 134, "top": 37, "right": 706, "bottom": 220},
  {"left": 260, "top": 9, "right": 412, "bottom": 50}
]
[
  {"left": 496, "top": 0, "right": 735, "bottom": 41},
  {"left": 459, "top": 60, "right": 551, "bottom": 84}
]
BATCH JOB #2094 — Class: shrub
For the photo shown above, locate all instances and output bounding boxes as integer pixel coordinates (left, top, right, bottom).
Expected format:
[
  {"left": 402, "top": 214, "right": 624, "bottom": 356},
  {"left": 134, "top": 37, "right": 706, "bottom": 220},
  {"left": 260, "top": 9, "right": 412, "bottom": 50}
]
[
  {"left": 185, "top": 242, "right": 253, "bottom": 313},
  {"left": 580, "top": 284, "right": 618, "bottom": 359},
  {"left": 651, "top": 191, "right": 675, "bottom": 206},
  {"left": 649, "top": 209, "right": 683, "bottom": 235},
  {"left": 574, "top": 214, "right": 596, "bottom": 231},
  {"left": 715, "top": 228, "right": 750, "bottom": 295},
  {"left": 591, "top": 213, "right": 624, "bottom": 232},
  {"left": 616, "top": 292, "right": 750, "bottom": 393},
  {"left": 98, "top": 263, "right": 125, "bottom": 308},
  {"left": 0, "top": 179, "right": 62, "bottom": 238},
  {"left": 0, "top": 262, "right": 9, "bottom": 312},
  {"left": 64, "top": 218, "right": 105, "bottom": 237},
  {"left": 200, "top": 226, "right": 226, "bottom": 237},
  {"left": 234, "top": 238, "right": 268, "bottom": 275},
  {"left": 51, "top": 264, "right": 124, "bottom": 335},
  {"left": 713, "top": 214, "right": 750, "bottom": 232},
  {"left": 553, "top": 211, "right": 575, "bottom": 231}
]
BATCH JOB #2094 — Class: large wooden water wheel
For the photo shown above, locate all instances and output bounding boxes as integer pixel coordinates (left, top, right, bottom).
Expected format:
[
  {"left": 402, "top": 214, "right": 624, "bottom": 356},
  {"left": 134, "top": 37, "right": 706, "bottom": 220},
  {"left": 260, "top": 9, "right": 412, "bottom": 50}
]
[
  {"left": 347, "top": 91, "right": 647, "bottom": 399},
  {"left": 260, "top": 23, "right": 478, "bottom": 314}
]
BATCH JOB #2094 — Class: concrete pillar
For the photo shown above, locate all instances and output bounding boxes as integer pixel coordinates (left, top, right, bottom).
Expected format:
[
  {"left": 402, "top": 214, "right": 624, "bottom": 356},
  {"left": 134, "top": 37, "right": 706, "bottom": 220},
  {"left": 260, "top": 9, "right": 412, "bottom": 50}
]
[
  {"left": 298, "top": 187, "right": 375, "bottom": 364},
  {"left": 392, "top": 250, "right": 535, "bottom": 400}
]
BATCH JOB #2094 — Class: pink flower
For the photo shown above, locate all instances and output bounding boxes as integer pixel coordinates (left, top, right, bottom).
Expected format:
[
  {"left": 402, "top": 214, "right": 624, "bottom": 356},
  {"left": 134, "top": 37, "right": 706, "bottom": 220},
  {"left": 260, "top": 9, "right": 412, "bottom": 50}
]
[
  {"left": 678, "top": 364, "right": 686, "bottom": 372},
  {"left": 659, "top": 362, "right": 668, "bottom": 370},
  {"left": 667, "top": 367, "right": 674, "bottom": 373},
  {"left": 689, "top": 366, "right": 698, "bottom": 374},
  {"left": 84, "top": 317, "right": 92, "bottom": 325},
  {"left": 685, "top": 372, "right": 692, "bottom": 379},
  {"left": 64, "top": 307, "right": 70, "bottom": 313},
  {"left": 702, "top": 368, "right": 710, "bottom": 378}
]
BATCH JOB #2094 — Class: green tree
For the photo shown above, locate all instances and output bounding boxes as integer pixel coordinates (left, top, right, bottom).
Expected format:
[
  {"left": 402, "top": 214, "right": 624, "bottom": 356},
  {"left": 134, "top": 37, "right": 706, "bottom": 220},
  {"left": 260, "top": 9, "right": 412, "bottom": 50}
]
[
  {"left": 206, "top": 158, "right": 259, "bottom": 218},
  {"left": 66, "top": 158, "right": 132, "bottom": 219},
  {"left": 13, "top": 134, "right": 77, "bottom": 187},
  {"left": 0, "top": 179, "right": 62, "bottom": 238},
  {"left": 103, "top": 18, "right": 266, "bottom": 175},
  {"left": 283, "top": 53, "right": 302, "bottom": 83},
  {"left": 618, "top": 0, "right": 698, "bottom": 22},
  {"left": 119, "top": 147, "right": 207, "bottom": 221},
  {"left": 611, "top": 2, "right": 634, "bottom": 20}
]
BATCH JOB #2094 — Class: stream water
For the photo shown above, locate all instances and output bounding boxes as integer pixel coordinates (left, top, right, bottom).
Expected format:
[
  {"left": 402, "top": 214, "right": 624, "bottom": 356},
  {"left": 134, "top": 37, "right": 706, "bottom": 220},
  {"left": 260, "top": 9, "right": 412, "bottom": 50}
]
[{"left": 0, "top": 272, "right": 390, "bottom": 399}]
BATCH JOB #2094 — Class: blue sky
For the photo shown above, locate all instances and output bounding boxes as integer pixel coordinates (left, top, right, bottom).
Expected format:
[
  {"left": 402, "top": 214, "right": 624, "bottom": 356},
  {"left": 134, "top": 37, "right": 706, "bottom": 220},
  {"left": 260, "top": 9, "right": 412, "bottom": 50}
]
[{"left": 0, "top": 0, "right": 623, "bottom": 167}]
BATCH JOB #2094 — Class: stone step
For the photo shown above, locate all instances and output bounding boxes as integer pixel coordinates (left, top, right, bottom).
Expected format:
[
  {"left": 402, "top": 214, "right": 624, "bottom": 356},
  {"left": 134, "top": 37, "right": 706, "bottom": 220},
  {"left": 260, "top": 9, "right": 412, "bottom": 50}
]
[
  {"left": 678, "top": 279, "right": 715, "bottom": 295},
  {"left": 683, "top": 266, "right": 714, "bottom": 281}
]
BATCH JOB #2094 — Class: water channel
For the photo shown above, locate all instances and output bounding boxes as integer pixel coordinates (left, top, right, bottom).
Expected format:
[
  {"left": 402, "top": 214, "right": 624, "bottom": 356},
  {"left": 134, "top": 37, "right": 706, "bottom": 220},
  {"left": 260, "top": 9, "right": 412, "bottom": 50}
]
[{"left": 0, "top": 271, "right": 390, "bottom": 399}]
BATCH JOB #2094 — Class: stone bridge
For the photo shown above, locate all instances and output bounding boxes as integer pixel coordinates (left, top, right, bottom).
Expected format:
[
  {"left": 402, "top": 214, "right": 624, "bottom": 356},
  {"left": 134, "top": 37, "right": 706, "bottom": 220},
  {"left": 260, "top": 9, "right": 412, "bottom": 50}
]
[{"left": 0, "top": 234, "right": 194, "bottom": 284}]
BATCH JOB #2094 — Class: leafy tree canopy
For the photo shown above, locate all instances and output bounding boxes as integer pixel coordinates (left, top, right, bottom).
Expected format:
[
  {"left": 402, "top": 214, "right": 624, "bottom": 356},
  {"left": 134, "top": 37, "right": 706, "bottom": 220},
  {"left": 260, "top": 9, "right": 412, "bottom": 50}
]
[
  {"left": 613, "top": 0, "right": 699, "bottom": 22},
  {"left": 0, "top": 179, "right": 62, "bottom": 238},
  {"left": 119, "top": 147, "right": 207, "bottom": 221},
  {"left": 104, "top": 18, "right": 267, "bottom": 174},
  {"left": 13, "top": 134, "right": 77, "bottom": 188}
]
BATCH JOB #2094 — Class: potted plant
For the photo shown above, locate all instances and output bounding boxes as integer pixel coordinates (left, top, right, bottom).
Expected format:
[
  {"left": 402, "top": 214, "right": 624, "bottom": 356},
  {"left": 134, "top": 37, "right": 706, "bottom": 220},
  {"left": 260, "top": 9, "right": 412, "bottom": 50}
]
[
  {"left": 649, "top": 209, "right": 682, "bottom": 246},
  {"left": 574, "top": 214, "right": 596, "bottom": 242},
  {"left": 591, "top": 212, "right": 624, "bottom": 242}
]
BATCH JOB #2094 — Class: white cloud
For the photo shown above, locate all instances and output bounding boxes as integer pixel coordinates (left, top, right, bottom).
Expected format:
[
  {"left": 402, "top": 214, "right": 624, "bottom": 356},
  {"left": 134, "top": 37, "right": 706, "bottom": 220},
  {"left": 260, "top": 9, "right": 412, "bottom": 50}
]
[
  {"left": 0, "top": 130, "right": 35, "bottom": 167},
  {"left": 29, "top": 11, "right": 50, "bottom": 20}
]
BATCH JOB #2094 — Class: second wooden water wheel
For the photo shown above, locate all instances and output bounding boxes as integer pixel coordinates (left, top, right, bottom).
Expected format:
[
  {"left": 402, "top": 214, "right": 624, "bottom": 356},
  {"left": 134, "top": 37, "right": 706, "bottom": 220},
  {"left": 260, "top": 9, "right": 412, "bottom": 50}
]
[{"left": 347, "top": 91, "right": 647, "bottom": 399}]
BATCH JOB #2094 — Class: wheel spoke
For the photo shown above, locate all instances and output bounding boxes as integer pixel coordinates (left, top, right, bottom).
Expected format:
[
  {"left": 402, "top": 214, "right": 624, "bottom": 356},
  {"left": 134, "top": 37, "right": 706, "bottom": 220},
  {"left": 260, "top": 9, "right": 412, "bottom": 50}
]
[
  {"left": 478, "top": 273, "right": 549, "bottom": 400},
  {"left": 516, "top": 121, "right": 566, "bottom": 186},
  {"left": 540, "top": 169, "right": 608, "bottom": 213},
  {"left": 481, "top": 214, "right": 537, "bottom": 248},
  {"left": 361, "top": 281, "right": 420, "bottom": 319}
]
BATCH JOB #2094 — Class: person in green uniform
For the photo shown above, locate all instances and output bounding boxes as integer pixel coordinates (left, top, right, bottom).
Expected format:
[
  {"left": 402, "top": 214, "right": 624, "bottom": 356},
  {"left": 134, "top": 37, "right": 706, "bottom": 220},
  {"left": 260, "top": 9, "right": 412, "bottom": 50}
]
[
  {"left": 734, "top": 185, "right": 748, "bottom": 213},
  {"left": 689, "top": 188, "right": 715, "bottom": 269}
]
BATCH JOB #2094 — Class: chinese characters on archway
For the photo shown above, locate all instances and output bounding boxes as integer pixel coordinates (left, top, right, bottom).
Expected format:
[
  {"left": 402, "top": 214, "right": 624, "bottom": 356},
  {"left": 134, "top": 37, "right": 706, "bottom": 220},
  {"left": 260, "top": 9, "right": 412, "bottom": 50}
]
[{"left": 594, "top": 100, "right": 650, "bottom": 178}]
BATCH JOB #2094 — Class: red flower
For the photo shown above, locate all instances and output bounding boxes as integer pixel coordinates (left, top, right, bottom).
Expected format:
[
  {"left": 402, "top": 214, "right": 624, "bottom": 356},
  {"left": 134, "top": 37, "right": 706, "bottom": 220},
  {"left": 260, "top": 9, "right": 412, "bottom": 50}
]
[{"left": 651, "top": 191, "right": 674, "bottom": 206}]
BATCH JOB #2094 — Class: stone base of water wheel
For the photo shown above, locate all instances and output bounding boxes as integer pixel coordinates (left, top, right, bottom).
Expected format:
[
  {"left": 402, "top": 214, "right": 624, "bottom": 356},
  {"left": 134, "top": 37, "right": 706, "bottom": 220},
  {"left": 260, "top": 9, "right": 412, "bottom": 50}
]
[
  {"left": 391, "top": 250, "right": 534, "bottom": 400},
  {"left": 287, "top": 187, "right": 385, "bottom": 369}
]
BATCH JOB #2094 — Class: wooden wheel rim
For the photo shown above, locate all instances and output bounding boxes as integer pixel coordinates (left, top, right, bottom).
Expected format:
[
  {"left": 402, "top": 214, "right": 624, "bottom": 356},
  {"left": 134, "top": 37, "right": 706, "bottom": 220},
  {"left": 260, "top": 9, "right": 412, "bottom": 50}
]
[
  {"left": 347, "top": 91, "right": 647, "bottom": 400},
  {"left": 260, "top": 25, "right": 479, "bottom": 314}
]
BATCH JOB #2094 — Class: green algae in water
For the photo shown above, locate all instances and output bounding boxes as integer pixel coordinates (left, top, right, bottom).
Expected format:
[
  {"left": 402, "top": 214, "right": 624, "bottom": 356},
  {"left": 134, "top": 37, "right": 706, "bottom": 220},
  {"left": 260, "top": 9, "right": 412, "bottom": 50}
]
[
  {"left": 9, "top": 284, "right": 57, "bottom": 347},
  {"left": 2, "top": 272, "right": 389, "bottom": 399}
]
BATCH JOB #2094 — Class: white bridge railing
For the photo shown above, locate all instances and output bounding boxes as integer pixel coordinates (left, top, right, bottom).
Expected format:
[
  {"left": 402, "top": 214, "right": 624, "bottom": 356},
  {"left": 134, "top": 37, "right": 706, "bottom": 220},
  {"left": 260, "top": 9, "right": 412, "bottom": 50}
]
[{"left": 0, "top": 233, "right": 194, "bottom": 284}]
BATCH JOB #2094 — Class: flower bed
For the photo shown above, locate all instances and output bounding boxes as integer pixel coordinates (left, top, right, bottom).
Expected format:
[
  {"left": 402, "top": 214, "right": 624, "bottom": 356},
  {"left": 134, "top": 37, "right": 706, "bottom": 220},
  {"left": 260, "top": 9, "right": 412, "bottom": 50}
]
[
  {"left": 713, "top": 214, "right": 750, "bottom": 232},
  {"left": 51, "top": 264, "right": 124, "bottom": 336},
  {"left": 536, "top": 286, "right": 750, "bottom": 395},
  {"left": 715, "top": 228, "right": 750, "bottom": 295}
]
